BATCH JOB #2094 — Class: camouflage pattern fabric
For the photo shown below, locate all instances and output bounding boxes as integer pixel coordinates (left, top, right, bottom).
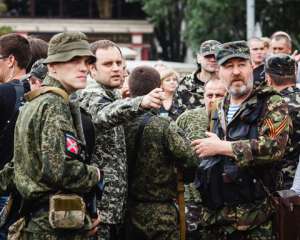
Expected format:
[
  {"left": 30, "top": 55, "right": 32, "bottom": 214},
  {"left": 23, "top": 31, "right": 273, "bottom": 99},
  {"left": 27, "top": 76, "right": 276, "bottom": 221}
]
[
  {"left": 186, "top": 199, "right": 274, "bottom": 240},
  {"left": 227, "top": 86, "right": 289, "bottom": 168},
  {"left": 78, "top": 81, "right": 144, "bottom": 228},
  {"left": 13, "top": 75, "right": 99, "bottom": 238},
  {"left": 280, "top": 86, "right": 300, "bottom": 189},
  {"left": 126, "top": 202, "right": 179, "bottom": 240},
  {"left": 96, "top": 223, "right": 110, "bottom": 240},
  {"left": 265, "top": 53, "right": 296, "bottom": 77},
  {"left": 124, "top": 113, "right": 195, "bottom": 239},
  {"left": 195, "top": 86, "right": 289, "bottom": 239},
  {"left": 175, "top": 107, "right": 208, "bottom": 238},
  {"left": 173, "top": 72, "right": 205, "bottom": 116},
  {"left": 0, "top": 161, "right": 14, "bottom": 195},
  {"left": 216, "top": 41, "right": 250, "bottom": 65},
  {"left": 176, "top": 107, "right": 208, "bottom": 142},
  {"left": 199, "top": 40, "right": 221, "bottom": 56}
]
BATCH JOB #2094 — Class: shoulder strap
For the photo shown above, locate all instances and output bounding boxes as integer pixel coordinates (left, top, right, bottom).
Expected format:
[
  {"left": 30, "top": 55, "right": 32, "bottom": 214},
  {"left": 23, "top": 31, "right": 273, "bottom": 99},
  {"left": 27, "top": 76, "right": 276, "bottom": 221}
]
[
  {"left": 25, "top": 86, "right": 69, "bottom": 103},
  {"left": 13, "top": 82, "right": 25, "bottom": 111}
]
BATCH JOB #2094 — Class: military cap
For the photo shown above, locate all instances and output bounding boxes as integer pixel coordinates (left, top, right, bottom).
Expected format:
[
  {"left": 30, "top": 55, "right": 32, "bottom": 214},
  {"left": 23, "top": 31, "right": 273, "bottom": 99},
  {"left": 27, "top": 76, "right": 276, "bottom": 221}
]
[
  {"left": 30, "top": 58, "right": 48, "bottom": 81},
  {"left": 44, "top": 31, "right": 96, "bottom": 64},
  {"left": 265, "top": 53, "right": 296, "bottom": 77},
  {"left": 216, "top": 40, "right": 250, "bottom": 65},
  {"left": 199, "top": 40, "right": 221, "bottom": 56}
]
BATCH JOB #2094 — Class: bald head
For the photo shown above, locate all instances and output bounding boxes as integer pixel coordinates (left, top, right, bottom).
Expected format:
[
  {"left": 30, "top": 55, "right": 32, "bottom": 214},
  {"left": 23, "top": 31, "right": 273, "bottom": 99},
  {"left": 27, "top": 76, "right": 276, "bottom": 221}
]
[{"left": 204, "top": 79, "right": 227, "bottom": 111}]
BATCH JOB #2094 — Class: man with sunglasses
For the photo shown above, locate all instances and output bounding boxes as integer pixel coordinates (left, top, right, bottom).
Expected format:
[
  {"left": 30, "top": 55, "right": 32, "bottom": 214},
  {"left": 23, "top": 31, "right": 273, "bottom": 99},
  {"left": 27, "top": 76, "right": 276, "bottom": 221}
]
[{"left": 191, "top": 41, "right": 290, "bottom": 240}]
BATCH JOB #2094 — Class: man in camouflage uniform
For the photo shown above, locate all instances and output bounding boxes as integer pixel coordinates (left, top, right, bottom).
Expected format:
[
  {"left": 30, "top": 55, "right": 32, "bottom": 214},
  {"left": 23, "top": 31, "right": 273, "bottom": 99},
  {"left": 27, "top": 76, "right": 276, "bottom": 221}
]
[
  {"left": 176, "top": 78, "right": 226, "bottom": 239},
  {"left": 191, "top": 41, "right": 290, "bottom": 240},
  {"left": 78, "top": 40, "right": 163, "bottom": 240},
  {"left": 124, "top": 66, "right": 195, "bottom": 240},
  {"left": 11, "top": 31, "right": 103, "bottom": 239},
  {"left": 265, "top": 53, "right": 300, "bottom": 189},
  {"left": 173, "top": 40, "right": 221, "bottom": 116},
  {"left": 248, "top": 38, "right": 267, "bottom": 86}
]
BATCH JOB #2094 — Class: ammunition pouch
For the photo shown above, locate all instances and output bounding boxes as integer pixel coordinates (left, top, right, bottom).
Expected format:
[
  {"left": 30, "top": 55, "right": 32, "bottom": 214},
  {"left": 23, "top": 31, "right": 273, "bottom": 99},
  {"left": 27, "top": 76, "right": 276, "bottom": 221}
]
[
  {"left": 49, "top": 194, "right": 86, "bottom": 229},
  {"left": 195, "top": 156, "right": 267, "bottom": 209}
]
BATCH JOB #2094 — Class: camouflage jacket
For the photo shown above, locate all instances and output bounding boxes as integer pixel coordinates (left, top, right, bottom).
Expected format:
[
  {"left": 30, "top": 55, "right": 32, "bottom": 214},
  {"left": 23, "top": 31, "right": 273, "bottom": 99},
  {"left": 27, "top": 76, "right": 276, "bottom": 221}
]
[
  {"left": 125, "top": 112, "right": 195, "bottom": 203},
  {"left": 280, "top": 86, "right": 300, "bottom": 188},
  {"left": 197, "top": 86, "right": 290, "bottom": 233},
  {"left": 13, "top": 75, "right": 99, "bottom": 232},
  {"left": 176, "top": 107, "right": 208, "bottom": 203},
  {"left": 173, "top": 71, "right": 205, "bottom": 116},
  {"left": 176, "top": 107, "right": 208, "bottom": 142},
  {"left": 78, "top": 82, "right": 144, "bottom": 224},
  {"left": 217, "top": 86, "right": 290, "bottom": 167}
]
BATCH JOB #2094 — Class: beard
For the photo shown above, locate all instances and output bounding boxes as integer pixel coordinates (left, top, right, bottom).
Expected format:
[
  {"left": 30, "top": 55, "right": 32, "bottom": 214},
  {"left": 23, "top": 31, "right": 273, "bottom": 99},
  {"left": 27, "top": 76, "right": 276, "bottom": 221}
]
[{"left": 228, "top": 77, "right": 253, "bottom": 98}]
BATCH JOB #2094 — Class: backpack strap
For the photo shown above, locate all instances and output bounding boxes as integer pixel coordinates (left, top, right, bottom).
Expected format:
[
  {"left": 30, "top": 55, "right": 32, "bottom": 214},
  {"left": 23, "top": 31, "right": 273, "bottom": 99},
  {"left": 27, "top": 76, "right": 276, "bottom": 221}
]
[
  {"left": 13, "top": 82, "right": 25, "bottom": 112},
  {"left": 25, "top": 86, "right": 69, "bottom": 103}
]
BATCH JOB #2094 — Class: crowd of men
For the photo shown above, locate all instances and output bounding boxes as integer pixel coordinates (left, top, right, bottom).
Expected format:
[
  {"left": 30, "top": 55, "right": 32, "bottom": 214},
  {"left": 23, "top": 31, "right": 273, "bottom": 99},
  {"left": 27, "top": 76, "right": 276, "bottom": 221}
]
[{"left": 0, "top": 29, "right": 298, "bottom": 240}]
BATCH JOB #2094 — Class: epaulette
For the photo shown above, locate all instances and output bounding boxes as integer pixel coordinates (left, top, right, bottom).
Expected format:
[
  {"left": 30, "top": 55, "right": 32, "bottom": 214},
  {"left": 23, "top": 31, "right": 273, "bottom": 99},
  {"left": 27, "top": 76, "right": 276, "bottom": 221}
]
[{"left": 25, "top": 86, "right": 69, "bottom": 103}]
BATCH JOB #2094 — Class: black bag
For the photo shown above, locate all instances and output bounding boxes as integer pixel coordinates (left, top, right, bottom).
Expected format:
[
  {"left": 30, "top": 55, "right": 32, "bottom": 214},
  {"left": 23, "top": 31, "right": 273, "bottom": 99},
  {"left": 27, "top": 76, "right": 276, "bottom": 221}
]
[{"left": 273, "top": 190, "right": 300, "bottom": 240}]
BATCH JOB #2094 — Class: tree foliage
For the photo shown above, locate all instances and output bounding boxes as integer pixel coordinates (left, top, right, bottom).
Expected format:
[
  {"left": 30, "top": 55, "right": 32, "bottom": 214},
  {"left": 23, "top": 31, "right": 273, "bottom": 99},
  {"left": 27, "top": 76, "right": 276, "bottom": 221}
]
[
  {"left": 138, "top": 0, "right": 187, "bottom": 61},
  {"left": 138, "top": 0, "right": 300, "bottom": 60},
  {"left": 184, "top": 0, "right": 246, "bottom": 51},
  {"left": 184, "top": 0, "right": 300, "bottom": 51}
]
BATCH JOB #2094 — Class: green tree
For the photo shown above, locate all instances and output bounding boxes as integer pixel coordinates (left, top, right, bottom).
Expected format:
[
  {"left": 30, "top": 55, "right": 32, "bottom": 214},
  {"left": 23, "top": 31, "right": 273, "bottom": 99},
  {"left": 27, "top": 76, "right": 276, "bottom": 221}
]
[
  {"left": 0, "top": 26, "right": 12, "bottom": 35},
  {"left": 138, "top": 0, "right": 300, "bottom": 59},
  {"left": 184, "top": 0, "right": 246, "bottom": 51},
  {"left": 137, "top": 0, "right": 187, "bottom": 61},
  {"left": 184, "top": 0, "right": 300, "bottom": 52}
]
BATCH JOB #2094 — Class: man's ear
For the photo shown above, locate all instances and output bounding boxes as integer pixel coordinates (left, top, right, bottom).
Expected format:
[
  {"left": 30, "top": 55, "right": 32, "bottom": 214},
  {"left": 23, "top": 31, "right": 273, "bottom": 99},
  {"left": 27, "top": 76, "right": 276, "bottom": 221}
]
[
  {"left": 89, "top": 64, "right": 97, "bottom": 79},
  {"left": 196, "top": 54, "right": 202, "bottom": 65},
  {"left": 7, "top": 55, "right": 15, "bottom": 68},
  {"left": 265, "top": 73, "right": 272, "bottom": 86}
]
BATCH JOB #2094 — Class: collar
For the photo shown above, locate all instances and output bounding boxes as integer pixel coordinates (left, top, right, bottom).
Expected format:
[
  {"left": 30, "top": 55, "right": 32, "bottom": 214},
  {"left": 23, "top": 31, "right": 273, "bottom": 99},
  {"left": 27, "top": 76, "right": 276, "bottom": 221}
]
[
  {"left": 280, "top": 85, "right": 299, "bottom": 95},
  {"left": 42, "top": 74, "right": 69, "bottom": 93}
]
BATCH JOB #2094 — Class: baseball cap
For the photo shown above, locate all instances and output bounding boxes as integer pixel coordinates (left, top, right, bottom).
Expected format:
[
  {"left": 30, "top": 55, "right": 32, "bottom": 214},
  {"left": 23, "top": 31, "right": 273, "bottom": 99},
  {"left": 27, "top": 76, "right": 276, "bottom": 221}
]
[
  {"left": 30, "top": 58, "right": 48, "bottom": 81},
  {"left": 265, "top": 53, "right": 296, "bottom": 77},
  {"left": 199, "top": 40, "right": 221, "bottom": 56},
  {"left": 216, "top": 40, "right": 250, "bottom": 65}
]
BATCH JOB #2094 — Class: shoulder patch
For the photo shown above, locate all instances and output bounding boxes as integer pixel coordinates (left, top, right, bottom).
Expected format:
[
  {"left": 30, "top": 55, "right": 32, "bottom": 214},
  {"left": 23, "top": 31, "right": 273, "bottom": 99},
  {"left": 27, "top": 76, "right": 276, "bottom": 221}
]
[{"left": 65, "top": 132, "right": 81, "bottom": 159}]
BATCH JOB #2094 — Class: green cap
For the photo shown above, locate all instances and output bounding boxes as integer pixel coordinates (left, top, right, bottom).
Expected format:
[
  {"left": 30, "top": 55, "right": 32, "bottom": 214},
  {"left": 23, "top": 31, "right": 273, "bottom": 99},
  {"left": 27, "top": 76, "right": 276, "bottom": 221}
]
[
  {"left": 216, "top": 40, "right": 250, "bottom": 65},
  {"left": 44, "top": 31, "right": 96, "bottom": 64},
  {"left": 199, "top": 40, "right": 221, "bottom": 56},
  {"left": 265, "top": 53, "right": 296, "bottom": 77}
]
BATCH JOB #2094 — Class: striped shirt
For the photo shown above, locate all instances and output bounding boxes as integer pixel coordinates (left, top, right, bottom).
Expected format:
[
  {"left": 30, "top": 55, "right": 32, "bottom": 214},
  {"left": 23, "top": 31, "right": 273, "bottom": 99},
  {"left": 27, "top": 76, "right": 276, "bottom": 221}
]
[{"left": 227, "top": 104, "right": 240, "bottom": 123}]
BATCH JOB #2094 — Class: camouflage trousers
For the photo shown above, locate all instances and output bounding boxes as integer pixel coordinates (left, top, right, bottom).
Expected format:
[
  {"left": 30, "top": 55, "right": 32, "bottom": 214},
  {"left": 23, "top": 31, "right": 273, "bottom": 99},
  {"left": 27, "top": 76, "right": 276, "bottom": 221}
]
[
  {"left": 16, "top": 232, "right": 88, "bottom": 240},
  {"left": 125, "top": 202, "right": 179, "bottom": 240},
  {"left": 185, "top": 198, "right": 275, "bottom": 240},
  {"left": 187, "top": 219, "right": 275, "bottom": 240},
  {"left": 8, "top": 215, "right": 92, "bottom": 240},
  {"left": 8, "top": 218, "right": 89, "bottom": 240},
  {"left": 95, "top": 223, "right": 125, "bottom": 240}
]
